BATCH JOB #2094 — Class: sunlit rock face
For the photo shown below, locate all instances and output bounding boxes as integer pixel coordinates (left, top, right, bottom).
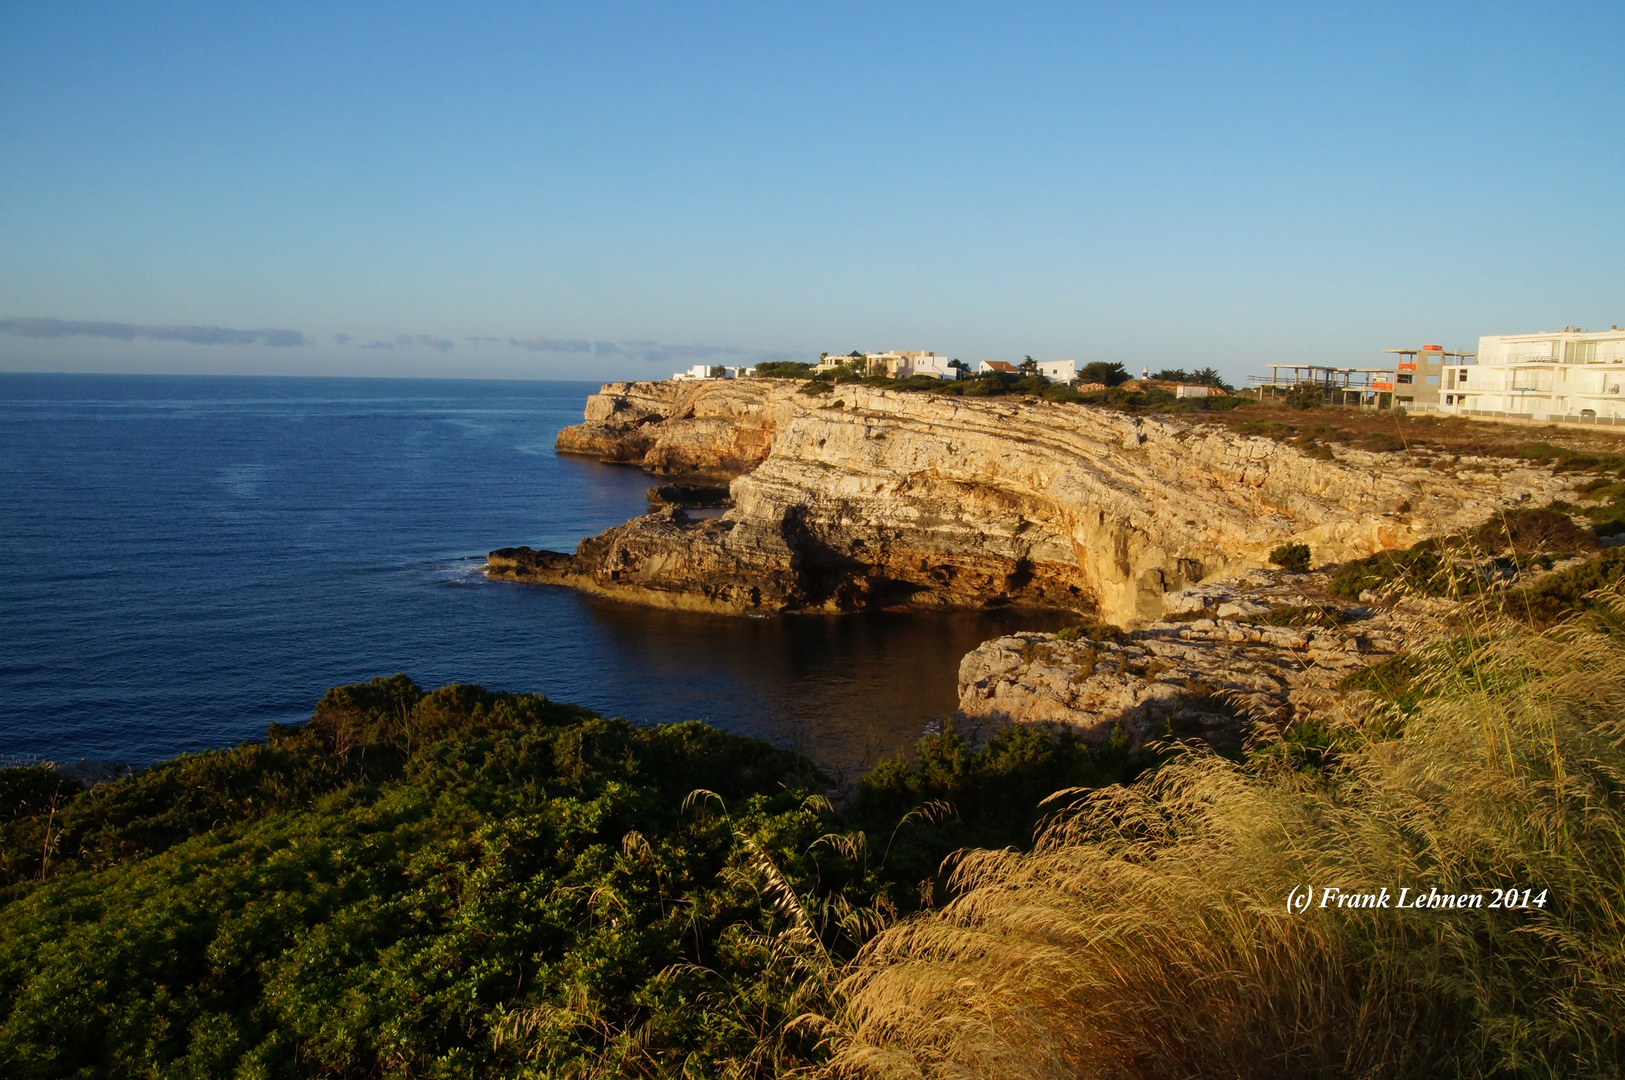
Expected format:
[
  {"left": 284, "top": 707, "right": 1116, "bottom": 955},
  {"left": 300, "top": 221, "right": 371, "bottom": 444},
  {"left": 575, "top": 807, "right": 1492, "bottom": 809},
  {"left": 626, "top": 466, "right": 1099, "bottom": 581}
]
[
  {"left": 954, "top": 569, "right": 1437, "bottom": 746},
  {"left": 502, "top": 380, "right": 1571, "bottom": 624}
]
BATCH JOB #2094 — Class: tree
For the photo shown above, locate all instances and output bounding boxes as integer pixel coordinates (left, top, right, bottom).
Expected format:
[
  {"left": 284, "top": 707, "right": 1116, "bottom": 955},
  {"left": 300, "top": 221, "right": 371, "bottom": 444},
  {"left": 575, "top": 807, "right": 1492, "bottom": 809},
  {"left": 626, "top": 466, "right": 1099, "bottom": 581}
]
[
  {"left": 1020, "top": 355, "right": 1039, "bottom": 376},
  {"left": 1080, "top": 361, "right": 1129, "bottom": 387},
  {"left": 1152, "top": 368, "right": 1189, "bottom": 382},
  {"left": 1190, "top": 366, "right": 1234, "bottom": 393}
]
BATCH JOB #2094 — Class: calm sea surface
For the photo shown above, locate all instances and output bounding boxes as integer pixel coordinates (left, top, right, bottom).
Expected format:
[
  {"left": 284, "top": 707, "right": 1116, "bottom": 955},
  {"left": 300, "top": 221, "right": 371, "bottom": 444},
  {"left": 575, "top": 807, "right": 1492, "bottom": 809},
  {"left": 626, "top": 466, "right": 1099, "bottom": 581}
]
[{"left": 0, "top": 374, "right": 1068, "bottom": 775}]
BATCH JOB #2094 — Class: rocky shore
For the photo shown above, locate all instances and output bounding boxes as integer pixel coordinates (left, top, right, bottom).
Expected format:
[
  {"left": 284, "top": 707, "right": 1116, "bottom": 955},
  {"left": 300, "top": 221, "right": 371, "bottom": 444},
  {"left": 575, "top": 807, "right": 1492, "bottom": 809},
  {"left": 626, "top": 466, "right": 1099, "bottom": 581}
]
[{"left": 491, "top": 379, "right": 1572, "bottom": 625}]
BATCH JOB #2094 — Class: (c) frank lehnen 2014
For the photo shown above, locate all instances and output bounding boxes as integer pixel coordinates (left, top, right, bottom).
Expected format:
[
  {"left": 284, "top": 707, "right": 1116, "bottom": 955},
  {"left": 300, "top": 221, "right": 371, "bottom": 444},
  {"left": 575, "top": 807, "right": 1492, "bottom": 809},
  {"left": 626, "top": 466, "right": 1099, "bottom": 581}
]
[{"left": 1286, "top": 885, "right": 1550, "bottom": 913}]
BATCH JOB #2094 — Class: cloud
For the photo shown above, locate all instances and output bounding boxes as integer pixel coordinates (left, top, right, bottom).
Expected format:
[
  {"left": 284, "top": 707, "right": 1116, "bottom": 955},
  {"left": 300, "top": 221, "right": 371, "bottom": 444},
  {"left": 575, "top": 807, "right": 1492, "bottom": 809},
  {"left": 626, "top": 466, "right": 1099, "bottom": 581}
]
[
  {"left": 464, "top": 336, "right": 499, "bottom": 343},
  {"left": 397, "top": 334, "right": 455, "bottom": 352},
  {"left": 362, "top": 334, "right": 455, "bottom": 352},
  {"left": 510, "top": 337, "right": 593, "bottom": 353},
  {"left": 0, "top": 316, "right": 308, "bottom": 347},
  {"left": 333, "top": 333, "right": 353, "bottom": 345},
  {"left": 502, "top": 335, "right": 797, "bottom": 368}
]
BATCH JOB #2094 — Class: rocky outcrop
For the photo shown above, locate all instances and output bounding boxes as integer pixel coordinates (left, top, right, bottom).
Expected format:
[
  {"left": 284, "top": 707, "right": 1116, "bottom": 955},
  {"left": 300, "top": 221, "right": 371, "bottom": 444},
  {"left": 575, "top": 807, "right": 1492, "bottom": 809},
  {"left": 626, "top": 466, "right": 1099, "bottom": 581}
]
[
  {"left": 646, "top": 484, "right": 730, "bottom": 508},
  {"left": 555, "top": 379, "right": 796, "bottom": 479},
  {"left": 955, "top": 568, "right": 1430, "bottom": 746},
  {"left": 500, "top": 380, "right": 1575, "bottom": 624}
]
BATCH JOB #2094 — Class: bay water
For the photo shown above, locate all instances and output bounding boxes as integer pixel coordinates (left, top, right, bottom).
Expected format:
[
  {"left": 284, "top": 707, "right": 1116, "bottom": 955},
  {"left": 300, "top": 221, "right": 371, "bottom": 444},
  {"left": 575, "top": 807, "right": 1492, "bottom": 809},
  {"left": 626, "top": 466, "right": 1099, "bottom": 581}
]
[{"left": 0, "top": 374, "right": 1068, "bottom": 776}]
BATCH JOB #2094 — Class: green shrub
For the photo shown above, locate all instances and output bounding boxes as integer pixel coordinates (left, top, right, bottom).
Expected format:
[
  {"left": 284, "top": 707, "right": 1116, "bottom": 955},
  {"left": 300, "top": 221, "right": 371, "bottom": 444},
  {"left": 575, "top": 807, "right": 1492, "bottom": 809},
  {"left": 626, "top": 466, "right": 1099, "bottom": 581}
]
[
  {"left": 754, "top": 361, "right": 814, "bottom": 378},
  {"left": 1327, "top": 508, "right": 1593, "bottom": 600},
  {"left": 1283, "top": 385, "right": 1323, "bottom": 410},
  {"left": 1501, "top": 547, "right": 1625, "bottom": 627},
  {"left": 1268, "top": 542, "right": 1311, "bottom": 573}
]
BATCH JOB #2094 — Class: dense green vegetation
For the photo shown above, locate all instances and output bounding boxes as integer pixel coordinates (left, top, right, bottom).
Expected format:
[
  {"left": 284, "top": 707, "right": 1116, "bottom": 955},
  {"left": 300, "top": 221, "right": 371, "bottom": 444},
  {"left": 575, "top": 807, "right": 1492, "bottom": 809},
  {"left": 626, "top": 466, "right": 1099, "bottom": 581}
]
[
  {"left": 796, "top": 367, "right": 1248, "bottom": 413},
  {"left": 751, "top": 361, "right": 815, "bottom": 379},
  {"left": 1148, "top": 365, "right": 1233, "bottom": 391},
  {"left": 0, "top": 680, "right": 1139, "bottom": 1078},
  {"left": 1326, "top": 507, "right": 1601, "bottom": 600}
]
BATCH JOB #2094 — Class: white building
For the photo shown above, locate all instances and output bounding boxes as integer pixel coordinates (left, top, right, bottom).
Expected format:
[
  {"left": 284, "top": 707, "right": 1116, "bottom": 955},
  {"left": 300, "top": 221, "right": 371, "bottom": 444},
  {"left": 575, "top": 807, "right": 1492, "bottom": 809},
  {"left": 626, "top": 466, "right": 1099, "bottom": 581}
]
[
  {"left": 1038, "top": 359, "right": 1076, "bottom": 382},
  {"left": 886, "top": 351, "right": 955, "bottom": 379},
  {"left": 1445, "top": 328, "right": 1625, "bottom": 421},
  {"left": 671, "top": 364, "right": 756, "bottom": 381},
  {"left": 1175, "top": 384, "right": 1211, "bottom": 398},
  {"left": 814, "top": 350, "right": 955, "bottom": 379}
]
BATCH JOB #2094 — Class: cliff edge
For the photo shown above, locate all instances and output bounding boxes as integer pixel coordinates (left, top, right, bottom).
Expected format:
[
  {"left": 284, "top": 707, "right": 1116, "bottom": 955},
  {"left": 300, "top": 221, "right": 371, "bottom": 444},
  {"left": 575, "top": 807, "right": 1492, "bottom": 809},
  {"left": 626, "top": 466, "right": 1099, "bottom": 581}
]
[{"left": 492, "top": 380, "right": 1571, "bottom": 624}]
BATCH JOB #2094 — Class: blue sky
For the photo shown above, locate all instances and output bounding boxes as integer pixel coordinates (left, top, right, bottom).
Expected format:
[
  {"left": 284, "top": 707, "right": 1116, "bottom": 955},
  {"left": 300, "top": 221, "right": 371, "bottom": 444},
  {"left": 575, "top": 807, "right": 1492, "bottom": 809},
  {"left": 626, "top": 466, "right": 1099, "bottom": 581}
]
[{"left": 1, "top": 1, "right": 1620, "bottom": 381}]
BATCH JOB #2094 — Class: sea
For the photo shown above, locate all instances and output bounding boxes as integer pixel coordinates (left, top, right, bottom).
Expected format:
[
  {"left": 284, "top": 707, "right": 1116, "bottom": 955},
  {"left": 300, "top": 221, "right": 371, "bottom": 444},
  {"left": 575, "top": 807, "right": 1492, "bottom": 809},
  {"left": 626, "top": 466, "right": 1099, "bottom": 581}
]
[{"left": 0, "top": 374, "right": 1070, "bottom": 777}]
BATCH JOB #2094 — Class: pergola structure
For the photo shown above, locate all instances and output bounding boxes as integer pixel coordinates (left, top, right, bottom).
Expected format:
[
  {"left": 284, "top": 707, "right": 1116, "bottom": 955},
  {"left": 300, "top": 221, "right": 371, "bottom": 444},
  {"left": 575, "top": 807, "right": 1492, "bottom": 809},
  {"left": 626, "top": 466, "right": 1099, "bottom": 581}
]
[{"left": 1248, "top": 365, "right": 1401, "bottom": 405}]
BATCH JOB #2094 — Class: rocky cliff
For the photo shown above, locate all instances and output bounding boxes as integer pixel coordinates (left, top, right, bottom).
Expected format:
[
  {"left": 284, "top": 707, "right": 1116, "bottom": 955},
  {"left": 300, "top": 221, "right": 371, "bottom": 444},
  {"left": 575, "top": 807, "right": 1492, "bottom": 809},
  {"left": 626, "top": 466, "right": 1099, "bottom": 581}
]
[
  {"left": 496, "top": 380, "right": 1573, "bottom": 624},
  {"left": 955, "top": 569, "right": 1432, "bottom": 746}
]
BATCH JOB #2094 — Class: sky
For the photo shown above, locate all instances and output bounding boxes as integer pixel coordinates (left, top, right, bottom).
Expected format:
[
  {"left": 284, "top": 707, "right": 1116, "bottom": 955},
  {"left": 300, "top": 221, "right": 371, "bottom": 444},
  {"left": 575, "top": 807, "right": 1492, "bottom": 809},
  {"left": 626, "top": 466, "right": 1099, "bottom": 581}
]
[{"left": 1, "top": 1, "right": 1621, "bottom": 382}]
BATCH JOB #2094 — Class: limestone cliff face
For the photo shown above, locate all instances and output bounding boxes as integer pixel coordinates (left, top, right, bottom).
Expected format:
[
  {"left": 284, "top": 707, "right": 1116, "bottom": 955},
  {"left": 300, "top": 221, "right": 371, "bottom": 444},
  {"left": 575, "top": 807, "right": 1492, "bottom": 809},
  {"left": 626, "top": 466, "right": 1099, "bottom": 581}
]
[
  {"left": 555, "top": 380, "right": 797, "bottom": 479},
  {"left": 499, "top": 380, "right": 1572, "bottom": 624}
]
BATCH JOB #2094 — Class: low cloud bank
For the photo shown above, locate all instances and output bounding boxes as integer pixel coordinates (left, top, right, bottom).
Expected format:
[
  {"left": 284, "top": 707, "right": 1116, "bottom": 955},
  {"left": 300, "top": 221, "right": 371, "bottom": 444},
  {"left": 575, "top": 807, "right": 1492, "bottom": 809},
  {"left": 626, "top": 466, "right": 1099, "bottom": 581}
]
[
  {"left": 0, "top": 317, "right": 308, "bottom": 347},
  {"left": 508, "top": 336, "right": 801, "bottom": 366},
  {"left": 1, "top": 315, "right": 807, "bottom": 369},
  {"left": 358, "top": 334, "right": 456, "bottom": 352}
]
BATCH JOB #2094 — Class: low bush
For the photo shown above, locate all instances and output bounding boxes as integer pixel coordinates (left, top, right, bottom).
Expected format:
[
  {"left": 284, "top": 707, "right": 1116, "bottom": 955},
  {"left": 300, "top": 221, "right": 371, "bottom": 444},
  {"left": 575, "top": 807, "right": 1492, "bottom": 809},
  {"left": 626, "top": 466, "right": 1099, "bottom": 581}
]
[
  {"left": 1283, "top": 385, "right": 1323, "bottom": 410},
  {"left": 753, "top": 361, "right": 815, "bottom": 378},
  {"left": 1268, "top": 542, "right": 1312, "bottom": 573},
  {"left": 1326, "top": 508, "right": 1592, "bottom": 600},
  {"left": 1500, "top": 547, "right": 1625, "bottom": 628},
  {"left": 1242, "top": 603, "right": 1351, "bottom": 629}
]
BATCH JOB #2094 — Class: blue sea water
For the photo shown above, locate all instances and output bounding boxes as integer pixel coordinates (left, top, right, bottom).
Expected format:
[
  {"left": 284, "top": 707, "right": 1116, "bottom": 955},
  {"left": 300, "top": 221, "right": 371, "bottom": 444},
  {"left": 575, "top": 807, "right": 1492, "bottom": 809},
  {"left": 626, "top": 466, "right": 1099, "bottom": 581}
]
[{"left": 0, "top": 374, "right": 1068, "bottom": 775}]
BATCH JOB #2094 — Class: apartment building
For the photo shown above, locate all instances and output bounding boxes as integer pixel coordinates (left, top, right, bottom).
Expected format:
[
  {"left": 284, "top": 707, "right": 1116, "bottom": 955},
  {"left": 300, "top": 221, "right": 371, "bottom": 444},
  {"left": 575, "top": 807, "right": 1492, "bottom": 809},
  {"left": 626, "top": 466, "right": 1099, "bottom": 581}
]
[{"left": 1445, "top": 328, "right": 1625, "bottom": 421}]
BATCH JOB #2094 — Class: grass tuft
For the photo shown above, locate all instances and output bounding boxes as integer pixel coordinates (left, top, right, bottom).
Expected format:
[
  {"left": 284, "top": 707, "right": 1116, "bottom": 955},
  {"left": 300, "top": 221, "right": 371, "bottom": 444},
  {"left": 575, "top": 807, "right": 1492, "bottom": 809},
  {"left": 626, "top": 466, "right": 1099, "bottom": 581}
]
[{"left": 817, "top": 595, "right": 1625, "bottom": 1079}]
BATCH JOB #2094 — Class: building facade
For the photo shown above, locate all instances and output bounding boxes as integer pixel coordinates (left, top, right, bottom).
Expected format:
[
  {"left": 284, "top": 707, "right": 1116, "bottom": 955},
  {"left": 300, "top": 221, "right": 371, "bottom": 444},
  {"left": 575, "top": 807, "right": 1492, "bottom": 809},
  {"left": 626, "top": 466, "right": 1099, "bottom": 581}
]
[
  {"left": 1445, "top": 329, "right": 1625, "bottom": 421},
  {"left": 672, "top": 364, "right": 756, "bottom": 381},
  {"left": 1382, "top": 345, "right": 1474, "bottom": 409},
  {"left": 1037, "top": 359, "right": 1076, "bottom": 381},
  {"left": 814, "top": 351, "right": 955, "bottom": 379},
  {"left": 881, "top": 351, "right": 955, "bottom": 379}
]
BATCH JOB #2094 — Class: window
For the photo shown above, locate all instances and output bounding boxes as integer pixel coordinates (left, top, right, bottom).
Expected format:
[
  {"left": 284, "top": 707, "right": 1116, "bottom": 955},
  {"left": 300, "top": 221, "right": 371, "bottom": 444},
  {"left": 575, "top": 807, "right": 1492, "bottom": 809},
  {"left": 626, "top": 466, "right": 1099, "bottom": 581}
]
[
  {"left": 1425, "top": 375, "right": 1440, "bottom": 386},
  {"left": 1458, "top": 370, "right": 1469, "bottom": 383},
  {"left": 1396, "top": 373, "right": 1414, "bottom": 384}
]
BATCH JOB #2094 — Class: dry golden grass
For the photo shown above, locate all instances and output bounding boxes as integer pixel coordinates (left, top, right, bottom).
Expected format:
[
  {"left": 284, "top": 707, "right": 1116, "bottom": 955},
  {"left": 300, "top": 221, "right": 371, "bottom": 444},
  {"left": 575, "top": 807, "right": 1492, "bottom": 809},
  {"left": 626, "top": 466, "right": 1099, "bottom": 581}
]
[
  {"left": 1209, "top": 398, "right": 1625, "bottom": 462},
  {"left": 815, "top": 595, "right": 1625, "bottom": 1079}
]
